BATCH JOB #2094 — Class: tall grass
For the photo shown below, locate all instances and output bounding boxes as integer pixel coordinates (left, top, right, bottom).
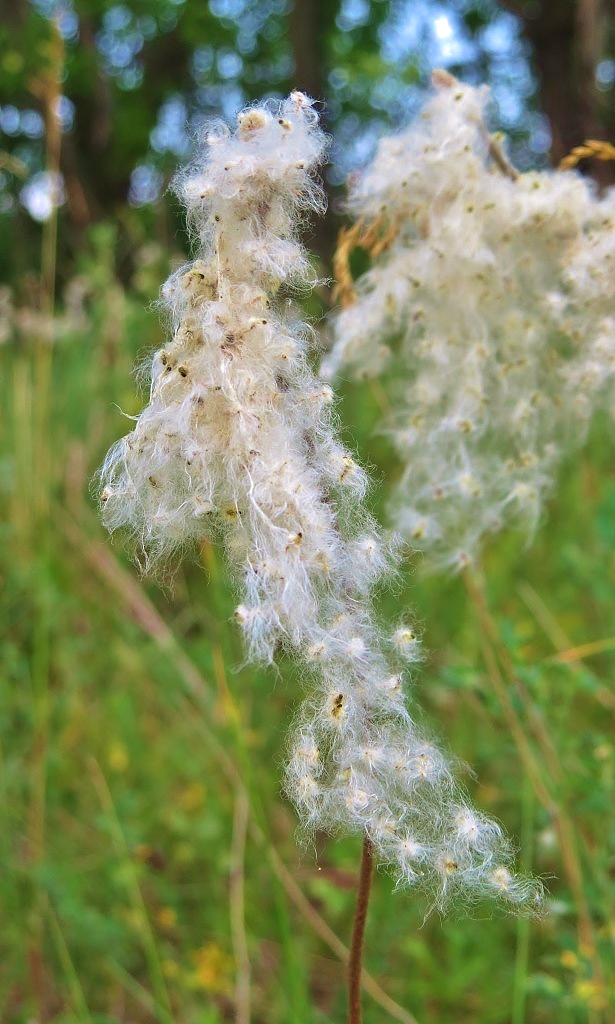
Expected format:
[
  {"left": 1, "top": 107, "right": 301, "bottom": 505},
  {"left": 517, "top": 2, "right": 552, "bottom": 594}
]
[{"left": 1, "top": 144, "right": 614, "bottom": 1020}]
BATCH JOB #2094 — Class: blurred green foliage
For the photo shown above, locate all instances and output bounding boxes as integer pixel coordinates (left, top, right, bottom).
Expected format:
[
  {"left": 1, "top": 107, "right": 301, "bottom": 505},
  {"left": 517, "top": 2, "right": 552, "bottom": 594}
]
[
  {"left": 1, "top": 2, "right": 615, "bottom": 1022},
  {"left": 1, "top": 219, "right": 614, "bottom": 1021},
  {"left": 1, "top": 0, "right": 542, "bottom": 284}
]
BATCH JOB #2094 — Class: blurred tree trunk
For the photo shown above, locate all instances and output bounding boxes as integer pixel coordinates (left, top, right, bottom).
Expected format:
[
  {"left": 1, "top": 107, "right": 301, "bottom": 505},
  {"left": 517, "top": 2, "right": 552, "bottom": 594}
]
[
  {"left": 289, "top": 0, "right": 339, "bottom": 270},
  {"left": 504, "top": 0, "right": 615, "bottom": 185},
  {"left": 290, "top": 0, "right": 328, "bottom": 103}
]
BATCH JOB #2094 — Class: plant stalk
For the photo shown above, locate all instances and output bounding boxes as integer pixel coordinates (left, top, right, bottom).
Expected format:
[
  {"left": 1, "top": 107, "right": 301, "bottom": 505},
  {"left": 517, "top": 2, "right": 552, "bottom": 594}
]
[{"left": 349, "top": 835, "right": 374, "bottom": 1024}]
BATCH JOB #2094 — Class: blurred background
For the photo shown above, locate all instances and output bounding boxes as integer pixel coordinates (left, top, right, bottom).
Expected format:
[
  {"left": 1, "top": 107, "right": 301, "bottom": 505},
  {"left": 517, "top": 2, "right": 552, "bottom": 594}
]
[
  {"left": 1, "top": 2, "right": 615, "bottom": 1022},
  {"left": 3, "top": 0, "right": 615, "bottom": 284}
]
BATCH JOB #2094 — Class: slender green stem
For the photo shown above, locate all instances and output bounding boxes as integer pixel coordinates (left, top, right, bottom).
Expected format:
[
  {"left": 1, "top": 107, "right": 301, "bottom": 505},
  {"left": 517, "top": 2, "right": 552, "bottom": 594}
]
[
  {"left": 46, "top": 898, "right": 94, "bottom": 1024},
  {"left": 348, "top": 835, "right": 374, "bottom": 1024},
  {"left": 230, "top": 786, "right": 251, "bottom": 1024},
  {"left": 88, "top": 758, "right": 173, "bottom": 1023}
]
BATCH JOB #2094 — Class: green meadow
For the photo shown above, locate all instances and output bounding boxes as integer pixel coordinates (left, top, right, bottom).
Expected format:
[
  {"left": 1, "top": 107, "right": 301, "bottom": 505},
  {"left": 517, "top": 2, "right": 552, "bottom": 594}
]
[{"left": 1, "top": 221, "right": 614, "bottom": 1023}]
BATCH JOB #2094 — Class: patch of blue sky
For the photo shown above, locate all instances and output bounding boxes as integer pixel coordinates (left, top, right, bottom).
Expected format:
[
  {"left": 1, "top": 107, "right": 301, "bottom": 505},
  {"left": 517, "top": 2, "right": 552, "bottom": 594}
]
[
  {"left": 209, "top": 0, "right": 250, "bottom": 18},
  {"left": 337, "top": 0, "right": 371, "bottom": 32},
  {"left": 102, "top": 4, "right": 131, "bottom": 32},
  {"left": 28, "top": 0, "right": 78, "bottom": 39},
  {"left": 217, "top": 50, "right": 244, "bottom": 80},
  {"left": 150, "top": 97, "right": 191, "bottom": 158},
  {"left": 193, "top": 84, "right": 247, "bottom": 125},
  {"left": 0, "top": 107, "right": 23, "bottom": 136},
  {"left": 20, "top": 171, "right": 64, "bottom": 222},
  {"left": 209, "top": 0, "right": 288, "bottom": 29},
  {"left": 480, "top": 11, "right": 520, "bottom": 56},
  {"left": 55, "top": 96, "right": 75, "bottom": 132},
  {"left": 129, "top": 165, "right": 164, "bottom": 207},
  {"left": 0, "top": 107, "right": 45, "bottom": 140},
  {"left": 328, "top": 0, "right": 538, "bottom": 182},
  {"left": 526, "top": 111, "right": 551, "bottom": 155},
  {"left": 96, "top": 4, "right": 155, "bottom": 87},
  {"left": 596, "top": 60, "right": 615, "bottom": 86},
  {"left": 20, "top": 111, "right": 45, "bottom": 140},
  {"left": 329, "top": 113, "right": 389, "bottom": 187},
  {"left": 381, "top": 1, "right": 476, "bottom": 66},
  {"left": 192, "top": 47, "right": 214, "bottom": 79}
]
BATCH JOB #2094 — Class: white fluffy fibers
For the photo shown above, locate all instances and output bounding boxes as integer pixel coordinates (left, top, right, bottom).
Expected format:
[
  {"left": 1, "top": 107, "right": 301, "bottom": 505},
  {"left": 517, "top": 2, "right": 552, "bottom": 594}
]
[
  {"left": 325, "top": 72, "right": 615, "bottom": 572},
  {"left": 99, "top": 92, "right": 541, "bottom": 911}
]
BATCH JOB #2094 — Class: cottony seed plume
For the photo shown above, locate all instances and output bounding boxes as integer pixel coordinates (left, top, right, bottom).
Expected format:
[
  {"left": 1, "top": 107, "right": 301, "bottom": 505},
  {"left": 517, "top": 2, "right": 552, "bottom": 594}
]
[
  {"left": 98, "top": 92, "right": 542, "bottom": 912},
  {"left": 325, "top": 72, "right": 615, "bottom": 572}
]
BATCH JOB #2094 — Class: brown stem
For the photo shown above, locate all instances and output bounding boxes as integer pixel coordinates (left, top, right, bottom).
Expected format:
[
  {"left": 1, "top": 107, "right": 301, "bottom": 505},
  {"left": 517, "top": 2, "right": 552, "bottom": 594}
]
[
  {"left": 480, "top": 128, "right": 520, "bottom": 182},
  {"left": 348, "top": 835, "right": 374, "bottom": 1024}
]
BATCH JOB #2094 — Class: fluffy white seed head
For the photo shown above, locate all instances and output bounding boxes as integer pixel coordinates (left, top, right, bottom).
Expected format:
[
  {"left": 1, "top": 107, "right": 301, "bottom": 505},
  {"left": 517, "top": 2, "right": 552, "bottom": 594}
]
[
  {"left": 326, "top": 73, "right": 615, "bottom": 570},
  {"left": 98, "top": 91, "right": 541, "bottom": 913}
]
